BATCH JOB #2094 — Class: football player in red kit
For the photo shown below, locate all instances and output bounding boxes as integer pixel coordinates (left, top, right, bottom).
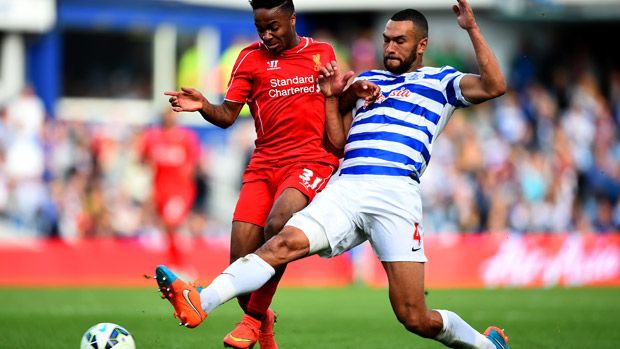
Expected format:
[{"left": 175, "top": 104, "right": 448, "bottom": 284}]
[
  {"left": 140, "top": 108, "right": 200, "bottom": 268},
  {"left": 162, "top": 0, "right": 347, "bottom": 348}
]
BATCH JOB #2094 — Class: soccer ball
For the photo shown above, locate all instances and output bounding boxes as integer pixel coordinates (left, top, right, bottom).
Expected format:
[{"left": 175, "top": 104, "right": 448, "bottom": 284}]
[{"left": 80, "top": 322, "right": 136, "bottom": 349}]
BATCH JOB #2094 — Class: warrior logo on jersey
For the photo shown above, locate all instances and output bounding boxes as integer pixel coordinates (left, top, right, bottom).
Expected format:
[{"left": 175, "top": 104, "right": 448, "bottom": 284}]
[
  {"left": 267, "top": 60, "right": 280, "bottom": 71},
  {"left": 312, "top": 54, "right": 322, "bottom": 71}
]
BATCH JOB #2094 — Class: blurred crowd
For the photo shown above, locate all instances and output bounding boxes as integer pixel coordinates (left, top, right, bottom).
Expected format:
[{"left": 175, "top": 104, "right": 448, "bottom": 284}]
[
  {"left": 1, "top": 29, "right": 619, "bottom": 241},
  {"left": 421, "top": 39, "right": 620, "bottom": 234},
  {"left": 0, "top": 93, "right": 217, "bottom": 240}
]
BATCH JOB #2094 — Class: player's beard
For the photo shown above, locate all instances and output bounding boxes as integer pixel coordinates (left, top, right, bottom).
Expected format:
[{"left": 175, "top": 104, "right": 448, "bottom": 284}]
[{"left": 384, "top": 52, "right": 417, "bottom": 75}]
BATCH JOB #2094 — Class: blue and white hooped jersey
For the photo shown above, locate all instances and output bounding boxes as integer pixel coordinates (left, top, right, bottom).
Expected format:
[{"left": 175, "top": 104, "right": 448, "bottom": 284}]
[{"left": 340, "top": 66, "right": 471, "bottom": 181}]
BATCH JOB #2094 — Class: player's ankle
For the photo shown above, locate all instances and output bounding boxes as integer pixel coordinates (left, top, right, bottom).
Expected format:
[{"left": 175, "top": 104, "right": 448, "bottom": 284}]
[{"left": 246, "top": 311, "right": 266, "bottom": 322}]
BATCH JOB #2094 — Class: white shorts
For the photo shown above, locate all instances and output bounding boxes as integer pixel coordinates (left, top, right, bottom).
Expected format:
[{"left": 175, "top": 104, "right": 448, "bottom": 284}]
[{"left": 286, "top": 176, "right": 427, "bottom": 262}]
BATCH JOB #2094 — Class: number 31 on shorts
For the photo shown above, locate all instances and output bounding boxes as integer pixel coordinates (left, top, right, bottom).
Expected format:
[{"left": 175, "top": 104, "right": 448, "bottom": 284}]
[{"left": 299, "top": 168, "right": 323, "bottom": 190}]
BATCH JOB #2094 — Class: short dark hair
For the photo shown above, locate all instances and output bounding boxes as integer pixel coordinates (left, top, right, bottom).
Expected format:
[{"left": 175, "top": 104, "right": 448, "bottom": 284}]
[
  {"left": 390, "top": 9, "right": 428, "bottom": 39},
  {"left": 249, "top": 0, "right": 295, "bottom": 14}
]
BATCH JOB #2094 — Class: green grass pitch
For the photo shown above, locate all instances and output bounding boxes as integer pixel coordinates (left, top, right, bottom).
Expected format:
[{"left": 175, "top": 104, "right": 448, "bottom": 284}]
[{"left": 0, "top": 287, "right": 618, "bottom": 348}]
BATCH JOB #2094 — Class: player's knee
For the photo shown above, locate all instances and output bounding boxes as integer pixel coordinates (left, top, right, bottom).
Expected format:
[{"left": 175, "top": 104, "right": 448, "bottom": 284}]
[
  {"left": 261, "top": 228, "right": 308, "bottom": 264},
  {"left": 395, "top": 308, "right": 434, "bottom": 338},
  {"left": 400, "top": 316, "right": 431, "bottom": 337}
]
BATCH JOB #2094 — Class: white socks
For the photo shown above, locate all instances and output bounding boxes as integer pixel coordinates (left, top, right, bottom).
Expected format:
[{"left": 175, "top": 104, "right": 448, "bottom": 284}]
[
  {"left": 435, "top": 310, "right": 496, "bottom": 349},
  {"left": 199, "top": 253, "right": 276, "bottom": 313}
]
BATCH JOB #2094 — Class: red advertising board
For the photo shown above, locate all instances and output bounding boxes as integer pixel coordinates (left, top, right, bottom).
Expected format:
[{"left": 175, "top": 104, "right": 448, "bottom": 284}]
[
  {"left": 361, "top": 233, "right": 620, "bottom": 288},
  {"left": 1, "top": 233, "right": 619, "bottom": 288},
  {"left": 0, "top": 237, "right": 352, "bottom": 287}
]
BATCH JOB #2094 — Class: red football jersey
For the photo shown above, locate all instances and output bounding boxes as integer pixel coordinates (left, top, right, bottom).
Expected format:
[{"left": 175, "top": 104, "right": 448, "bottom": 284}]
[
  {"left": 140, "top": 126, "right": 200, "bottom": 197},
  {"left": 225, "top": 37, "right": 339, "bottom": 168}
]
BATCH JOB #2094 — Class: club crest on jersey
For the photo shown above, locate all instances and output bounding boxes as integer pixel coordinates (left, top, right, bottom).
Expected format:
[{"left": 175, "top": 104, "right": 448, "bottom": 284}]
[
  {"left": 369, "top": 94, "right": 386, "bottom": 106},
  {"left": 267, "top": 60, "right": 280, "bottom": 71},
  {"left": 312, "top": 54, "right": 321, "bottom": 71},
  {"left": 407, "top": 72, "right": 423, "bottom": 80}
]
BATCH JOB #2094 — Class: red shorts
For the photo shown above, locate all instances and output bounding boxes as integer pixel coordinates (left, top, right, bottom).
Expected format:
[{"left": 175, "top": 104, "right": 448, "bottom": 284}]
[
  {"left": 154, "top": 185, "right": 195, "bottom": 226},
  {"left": 233, "top": 162, "right": 336, "bottom": 227}
]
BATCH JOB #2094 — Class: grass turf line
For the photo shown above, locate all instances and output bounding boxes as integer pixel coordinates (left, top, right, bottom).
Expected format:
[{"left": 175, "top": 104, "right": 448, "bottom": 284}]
[{"left": 0, "top": 287, "right": 618, "bottom": 348}]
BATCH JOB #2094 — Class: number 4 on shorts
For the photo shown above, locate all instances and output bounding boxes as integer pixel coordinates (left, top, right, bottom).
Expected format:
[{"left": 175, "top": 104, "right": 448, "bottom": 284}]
[{"left": 412, "top": 223, "right": 421, "bottom": 252}]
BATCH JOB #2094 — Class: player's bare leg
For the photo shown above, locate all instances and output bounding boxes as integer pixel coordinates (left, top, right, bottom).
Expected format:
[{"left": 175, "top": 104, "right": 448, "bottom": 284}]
[
  {"left": 383, "top": 261, "right": 504, "bottom": 348},
  {"left": 230, "top": 222, "right": 265, "bottom": 262},
  {"left": 382, "top": 262, "right": 443, "bottom": 337},
  {"left": 226, "top": 189, "right": 308, "bottom": 349}
]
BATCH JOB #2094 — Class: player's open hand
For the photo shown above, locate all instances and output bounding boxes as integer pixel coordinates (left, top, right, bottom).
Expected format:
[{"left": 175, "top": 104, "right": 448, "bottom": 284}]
[
  {"left": 452, "top": 0, "right": 478, "bottom": 31},
  {"left": 318, "top": 61, "right": 354, "bottom": 98},
  {"left": 348, "top": 80, "right": 381, "bottom": 106},
  {"left": 164, "top": 87, "right": 205, "bottom": 112}
]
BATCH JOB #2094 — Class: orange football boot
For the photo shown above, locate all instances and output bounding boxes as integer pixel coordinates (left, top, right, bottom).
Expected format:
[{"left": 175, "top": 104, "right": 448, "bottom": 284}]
[
  {"left": 484, "top": 326, "right": 509, "bottom": 349},
  {"left": 155, "top": 265, "right": 207, "bottom": 328},
  {"left": 223, "top": 314, "right": 261, "bottom": 348},
  {"left": 258, "top": 308, "right": 278, "bottom": 349}
]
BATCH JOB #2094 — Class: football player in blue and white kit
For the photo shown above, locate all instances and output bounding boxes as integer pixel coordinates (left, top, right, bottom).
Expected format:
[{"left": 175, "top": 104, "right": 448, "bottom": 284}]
[{"left": 154, "top": 0, "right": 509, "bottom": 348}]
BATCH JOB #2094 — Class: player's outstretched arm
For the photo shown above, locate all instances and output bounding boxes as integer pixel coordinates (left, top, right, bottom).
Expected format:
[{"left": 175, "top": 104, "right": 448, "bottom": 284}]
[
  {"left": 318, "top": 61, "right": 354, "bottom": 151},
  {"left": 164, "top": 87, "right": 244, "bottom": 128},
  {"left": 453, "top": 0, "right": 506, "bottom": 104}
]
